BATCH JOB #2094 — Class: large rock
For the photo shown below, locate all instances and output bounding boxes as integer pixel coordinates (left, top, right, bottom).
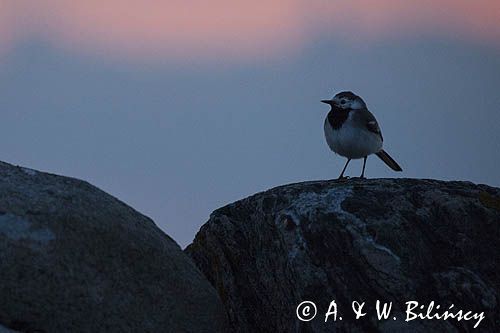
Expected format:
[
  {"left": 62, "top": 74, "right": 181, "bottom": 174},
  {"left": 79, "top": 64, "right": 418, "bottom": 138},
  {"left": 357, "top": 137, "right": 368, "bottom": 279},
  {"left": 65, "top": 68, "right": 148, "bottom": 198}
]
[
  {"left": 186, "top": 179, "right": 500, "bottom": 332},
  {"left": 0, "top": 161, "right": 227, "bottom": 332}
]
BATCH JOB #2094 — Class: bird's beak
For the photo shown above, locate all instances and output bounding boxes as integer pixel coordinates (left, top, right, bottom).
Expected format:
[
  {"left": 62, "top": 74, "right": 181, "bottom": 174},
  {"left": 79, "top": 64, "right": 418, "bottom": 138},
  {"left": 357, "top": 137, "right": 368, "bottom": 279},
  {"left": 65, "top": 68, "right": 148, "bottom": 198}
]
[{"left": 321, "top": 100, "right": 334, "bottom": 105}]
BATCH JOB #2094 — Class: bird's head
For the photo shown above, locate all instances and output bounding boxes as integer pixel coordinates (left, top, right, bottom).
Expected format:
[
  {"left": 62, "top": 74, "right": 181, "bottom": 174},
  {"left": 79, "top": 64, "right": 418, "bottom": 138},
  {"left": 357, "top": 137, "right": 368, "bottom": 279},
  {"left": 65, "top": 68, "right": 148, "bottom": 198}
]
[{"left": 321, "top": 91, "right": 366, "bottom": 110}]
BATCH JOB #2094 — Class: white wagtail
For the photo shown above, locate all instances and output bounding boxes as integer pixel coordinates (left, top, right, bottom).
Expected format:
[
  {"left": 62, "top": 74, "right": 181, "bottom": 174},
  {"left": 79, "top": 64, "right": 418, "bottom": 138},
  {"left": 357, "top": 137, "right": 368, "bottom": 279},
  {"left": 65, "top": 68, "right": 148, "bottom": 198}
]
[{"left": 321, "top": 91, "right": 402, "bottom": 179}]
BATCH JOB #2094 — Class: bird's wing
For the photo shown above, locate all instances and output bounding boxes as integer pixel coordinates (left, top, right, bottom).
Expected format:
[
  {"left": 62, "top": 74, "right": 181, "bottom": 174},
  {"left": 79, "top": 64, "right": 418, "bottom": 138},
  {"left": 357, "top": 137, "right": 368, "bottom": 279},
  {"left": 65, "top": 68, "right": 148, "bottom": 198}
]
[{"left": 363, "top": 110, "right": 383, "bottom": 141}]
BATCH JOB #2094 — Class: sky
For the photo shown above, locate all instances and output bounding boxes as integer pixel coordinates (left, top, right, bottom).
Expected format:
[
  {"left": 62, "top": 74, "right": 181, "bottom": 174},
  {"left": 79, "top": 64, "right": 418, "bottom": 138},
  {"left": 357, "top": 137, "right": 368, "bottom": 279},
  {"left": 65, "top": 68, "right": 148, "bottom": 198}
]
[{"left": 1, "top": 1, "right": 499, "bottom": 247}]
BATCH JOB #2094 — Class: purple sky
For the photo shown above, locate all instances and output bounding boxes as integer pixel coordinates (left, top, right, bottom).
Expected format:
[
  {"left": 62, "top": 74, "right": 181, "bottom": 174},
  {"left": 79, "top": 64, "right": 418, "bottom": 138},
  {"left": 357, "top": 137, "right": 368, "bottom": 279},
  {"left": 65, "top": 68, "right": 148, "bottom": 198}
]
[{"left": 1, "top": 2, "right": 499, "bottom": 246}]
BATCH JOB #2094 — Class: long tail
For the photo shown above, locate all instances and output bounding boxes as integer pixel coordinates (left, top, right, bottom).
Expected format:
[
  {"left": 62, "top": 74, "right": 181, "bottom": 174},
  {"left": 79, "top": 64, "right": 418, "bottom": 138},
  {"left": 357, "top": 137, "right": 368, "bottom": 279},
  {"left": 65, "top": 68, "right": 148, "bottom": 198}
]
[{"left": 376, "top": 149, "right": 402, "bottom": 172}]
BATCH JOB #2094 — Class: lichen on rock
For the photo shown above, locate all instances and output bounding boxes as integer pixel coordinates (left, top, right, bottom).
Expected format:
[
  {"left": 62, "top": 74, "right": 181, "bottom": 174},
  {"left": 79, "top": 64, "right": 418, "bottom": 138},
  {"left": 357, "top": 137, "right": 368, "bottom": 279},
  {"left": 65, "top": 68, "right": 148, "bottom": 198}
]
[{"left": 187, "top": 178, "right": 500, "bottom": 332}]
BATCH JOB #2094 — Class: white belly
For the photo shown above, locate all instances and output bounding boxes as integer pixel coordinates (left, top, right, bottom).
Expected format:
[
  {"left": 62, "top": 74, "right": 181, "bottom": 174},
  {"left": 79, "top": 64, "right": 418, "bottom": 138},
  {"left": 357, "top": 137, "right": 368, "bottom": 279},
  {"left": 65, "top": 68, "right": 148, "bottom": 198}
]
[{"left": 324, "top": 118, "right": 382, "bottom": 159}]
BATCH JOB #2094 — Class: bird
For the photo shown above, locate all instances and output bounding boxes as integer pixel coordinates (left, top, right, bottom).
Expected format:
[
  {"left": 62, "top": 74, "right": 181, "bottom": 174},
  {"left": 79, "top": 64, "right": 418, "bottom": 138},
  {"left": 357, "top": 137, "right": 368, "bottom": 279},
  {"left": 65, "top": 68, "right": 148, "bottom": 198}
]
[{"left": 321, "top": 91, "right": 402, "bottom": 179}]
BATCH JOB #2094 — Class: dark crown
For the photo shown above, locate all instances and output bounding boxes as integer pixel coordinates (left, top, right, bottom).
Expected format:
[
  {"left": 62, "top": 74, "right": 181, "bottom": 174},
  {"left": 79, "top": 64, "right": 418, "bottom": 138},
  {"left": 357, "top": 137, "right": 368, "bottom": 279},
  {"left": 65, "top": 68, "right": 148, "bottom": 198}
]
[{"left": 334, "top": 91, "right": 359, "bottom": 100}]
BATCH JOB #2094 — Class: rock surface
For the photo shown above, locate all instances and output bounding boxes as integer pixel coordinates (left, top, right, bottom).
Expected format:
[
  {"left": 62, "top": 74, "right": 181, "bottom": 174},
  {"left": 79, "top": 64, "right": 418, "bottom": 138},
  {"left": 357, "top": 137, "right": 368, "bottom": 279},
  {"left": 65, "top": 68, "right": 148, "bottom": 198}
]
[
  {"left": 0, "top": 161, "right": 227, "bottom": 332},
  {"left": 187, "top": 178, "right": 500, "bottom": 332}
]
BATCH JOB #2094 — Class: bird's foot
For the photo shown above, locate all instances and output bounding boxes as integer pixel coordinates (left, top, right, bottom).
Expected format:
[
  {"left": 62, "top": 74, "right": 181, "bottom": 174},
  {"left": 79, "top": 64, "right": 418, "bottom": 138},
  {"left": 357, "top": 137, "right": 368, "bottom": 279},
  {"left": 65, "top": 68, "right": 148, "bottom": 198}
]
[{"left": 337, "top": 176, "right": 350, "bottom": 181}]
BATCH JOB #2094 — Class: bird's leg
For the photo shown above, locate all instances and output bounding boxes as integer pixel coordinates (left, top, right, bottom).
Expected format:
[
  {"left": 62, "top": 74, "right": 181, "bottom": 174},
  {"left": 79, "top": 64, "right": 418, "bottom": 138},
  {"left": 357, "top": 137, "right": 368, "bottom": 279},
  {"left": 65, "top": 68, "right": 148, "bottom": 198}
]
[
  {"left": 338, "top": 159, "right": 351, "bottom": 180},
  {"left": 360, "top": 156, "right": 367, "bottom": 179}
]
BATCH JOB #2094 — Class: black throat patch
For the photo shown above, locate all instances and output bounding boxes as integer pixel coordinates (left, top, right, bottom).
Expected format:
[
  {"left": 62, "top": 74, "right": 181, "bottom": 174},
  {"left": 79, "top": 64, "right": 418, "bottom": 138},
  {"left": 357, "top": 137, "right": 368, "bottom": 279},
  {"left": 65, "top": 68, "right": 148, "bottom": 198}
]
[{"left": 327, "top": 107, "right": 349, "bottom": 129}]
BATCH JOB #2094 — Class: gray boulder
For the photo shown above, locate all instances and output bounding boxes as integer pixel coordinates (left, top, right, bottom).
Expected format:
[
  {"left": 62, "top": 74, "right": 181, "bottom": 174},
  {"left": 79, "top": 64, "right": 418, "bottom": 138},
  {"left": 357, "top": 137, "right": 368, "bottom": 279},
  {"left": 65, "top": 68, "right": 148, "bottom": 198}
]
[
  {"left": 187, "top": 178, "right": 500, "bottom": 332},
  {"left": 0, "top": 161, "right": 227, "bottom": 332}
]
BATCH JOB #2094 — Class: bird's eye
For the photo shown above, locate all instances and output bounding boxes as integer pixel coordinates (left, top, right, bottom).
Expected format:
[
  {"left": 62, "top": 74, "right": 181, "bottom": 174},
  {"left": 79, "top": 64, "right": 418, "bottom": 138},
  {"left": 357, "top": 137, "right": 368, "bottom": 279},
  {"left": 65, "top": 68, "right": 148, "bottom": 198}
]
[{"left": 340, "top": 100, "right": 346, "bottom": 105}]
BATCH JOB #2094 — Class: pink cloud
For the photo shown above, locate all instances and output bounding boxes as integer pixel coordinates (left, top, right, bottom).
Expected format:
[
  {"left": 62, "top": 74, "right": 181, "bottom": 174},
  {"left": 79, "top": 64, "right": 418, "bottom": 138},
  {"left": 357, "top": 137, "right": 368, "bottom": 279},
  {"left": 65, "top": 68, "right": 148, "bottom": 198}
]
[
  {"left": 0, "top": 2, "right": 16, "bottom": 59},
  {"left": 1, "top": 1, "right": 499, "bottom": 63}
]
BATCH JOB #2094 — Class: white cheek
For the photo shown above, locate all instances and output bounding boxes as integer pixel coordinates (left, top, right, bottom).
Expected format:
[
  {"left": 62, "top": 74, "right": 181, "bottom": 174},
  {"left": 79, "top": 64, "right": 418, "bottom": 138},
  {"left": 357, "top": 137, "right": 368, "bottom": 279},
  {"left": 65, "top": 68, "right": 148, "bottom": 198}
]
[{"left": 350, "top": 100, "right": 364, "bottom": 109}]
